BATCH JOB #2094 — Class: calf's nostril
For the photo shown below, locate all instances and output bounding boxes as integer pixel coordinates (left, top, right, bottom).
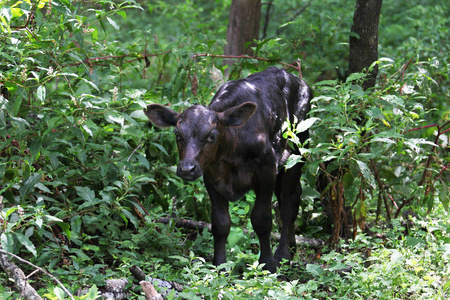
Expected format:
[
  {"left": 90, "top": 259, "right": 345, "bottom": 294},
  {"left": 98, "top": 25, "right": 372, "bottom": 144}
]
[
  {"left": 177, "top": 160, "right": 202, "bottom": 181},
  {"left": 180, "top": 161, "right": 196, "bottom": 173}
]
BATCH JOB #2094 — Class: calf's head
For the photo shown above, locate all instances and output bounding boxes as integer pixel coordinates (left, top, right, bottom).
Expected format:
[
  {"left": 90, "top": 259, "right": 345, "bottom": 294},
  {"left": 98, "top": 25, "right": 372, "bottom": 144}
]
[{"left": 144, "top": 102, "right": 257, "bottom": 181}]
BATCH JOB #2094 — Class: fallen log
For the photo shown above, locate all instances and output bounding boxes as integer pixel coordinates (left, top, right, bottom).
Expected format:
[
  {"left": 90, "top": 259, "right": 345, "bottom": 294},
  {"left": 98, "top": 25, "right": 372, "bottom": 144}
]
[
  {"left": 158, "top": 217, "right": 211, "bottom": 232},
  {"left": 0, "top": 248, "right": 76, "bottom": 300},
  {"left": 129, "top": 265, "right": 146, "bottom": 281},
  {"left": 0, "top": 196, "right": 42, "bottom": 299},
  {"left": 0, "top": 248, "right": 42, "bottom": 300},
  {"left": 140, "top": 281, "right": 163, "bottom": 300},
  {"left": 0, "top": 196, "right": 74, "bottom": 300},
  {"left": 157, "top": 217, "right": 324, "bottom": 247},
  {"left": 130, "top": 265, "right": 183, "bottom": 298},
  {"left": 101, "top": 279, "right": 132, "bottom": 299}
]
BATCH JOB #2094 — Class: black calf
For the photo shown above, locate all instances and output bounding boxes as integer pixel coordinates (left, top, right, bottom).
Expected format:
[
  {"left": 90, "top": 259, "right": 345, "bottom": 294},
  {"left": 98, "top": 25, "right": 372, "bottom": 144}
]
[{"left": 145, "top": 67, "right": 312, "bottom": 272}]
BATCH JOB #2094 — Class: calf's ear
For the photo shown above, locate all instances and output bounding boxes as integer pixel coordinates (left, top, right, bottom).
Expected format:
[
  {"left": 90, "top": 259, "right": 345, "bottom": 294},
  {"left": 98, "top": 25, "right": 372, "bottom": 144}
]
[
  {"left": 221, "top": 102, "right": 257, "bottom": 127},
  {"left": 144, "top": 104, "right": 178, "bottom": 127}
]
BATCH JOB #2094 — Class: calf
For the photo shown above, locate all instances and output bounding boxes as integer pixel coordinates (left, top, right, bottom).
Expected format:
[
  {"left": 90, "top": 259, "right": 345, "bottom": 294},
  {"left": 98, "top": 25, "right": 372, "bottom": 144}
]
[{"left": 145, "top": 67, "right": 312, "bottom": 272}]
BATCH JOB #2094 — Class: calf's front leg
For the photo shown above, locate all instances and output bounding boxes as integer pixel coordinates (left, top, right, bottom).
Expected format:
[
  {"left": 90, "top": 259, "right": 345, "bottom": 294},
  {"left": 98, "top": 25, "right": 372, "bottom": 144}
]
[
  {"left": 252, "top": 169, "right": 277, "bottom": 272},
  {"left": 211, "top": 200, "right": 231, "bottom": 266},
  {"left": 205, "top": 178, "right": 231, "bottom": 266}
]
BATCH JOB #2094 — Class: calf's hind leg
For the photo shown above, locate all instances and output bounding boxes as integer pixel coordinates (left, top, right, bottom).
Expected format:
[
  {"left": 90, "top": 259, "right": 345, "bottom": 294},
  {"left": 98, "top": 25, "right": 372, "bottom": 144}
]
[{"left": 274, "top": 164, "right": 303, "bottom": 263}]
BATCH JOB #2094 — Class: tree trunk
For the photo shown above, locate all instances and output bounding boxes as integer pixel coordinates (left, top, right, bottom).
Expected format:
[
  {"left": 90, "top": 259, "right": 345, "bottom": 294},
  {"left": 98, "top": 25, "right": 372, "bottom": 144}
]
[
  {"left": 224, "top": 0, "right": 261, "bottom": 66},
  {"left": 349, "top": 0, "right": 383, "bottom": 91},
  {"left": 320, "top": 1, "right": 383, "bottom": 247}
]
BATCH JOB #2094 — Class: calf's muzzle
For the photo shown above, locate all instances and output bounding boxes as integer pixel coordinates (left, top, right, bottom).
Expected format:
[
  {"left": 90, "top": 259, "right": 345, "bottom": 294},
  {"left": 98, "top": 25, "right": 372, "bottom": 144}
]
[{"left": 177, "top": 159, "right": 202, "bottom": 181}]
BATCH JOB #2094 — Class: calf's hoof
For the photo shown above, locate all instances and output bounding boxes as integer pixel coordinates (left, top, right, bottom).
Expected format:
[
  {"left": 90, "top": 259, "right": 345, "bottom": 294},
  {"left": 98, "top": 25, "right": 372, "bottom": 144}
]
[
  {"left": 260, "top": 257, "right": 277, "bottom": 273},
  {"left": 274, "top": 246, "right": 293, "bottom": 265}
]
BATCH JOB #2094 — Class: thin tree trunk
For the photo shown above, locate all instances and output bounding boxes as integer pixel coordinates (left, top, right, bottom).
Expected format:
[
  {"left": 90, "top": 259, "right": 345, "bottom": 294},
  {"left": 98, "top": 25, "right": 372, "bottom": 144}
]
[
  {"left": 224, "top": 0, "right": 261, "bottom": 66},
  {"left": 349, "top": 0, "right": 383, "bottom": 91}
]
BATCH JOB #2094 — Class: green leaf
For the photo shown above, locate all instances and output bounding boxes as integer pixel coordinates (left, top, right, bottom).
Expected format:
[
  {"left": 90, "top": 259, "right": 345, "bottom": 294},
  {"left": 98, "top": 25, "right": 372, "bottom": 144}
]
[
  {"left": 308, "top": 160, "right": 321, "bottom": 175},
  {"left": 80, "top": 77, "right": 99, "bottom": 91},
  {"left": 19, "top": 173, "right": 42, "bottom": 201},
  {"left": 390, "top": 250, "right": 403, "bottom": 264},
  {"left": 11, "top": 7, "right": 23, "bottom": 19},
  {"left": 314, "top": 80, "right": 338, "bottom": 87},
  {"left": 57, "top": 222, "right": 71, "bottom": 240},
  {"left": 444, "top": 280, "right": 450, "bottom": 292},
  {"left": 364, "top": 107, "right": 384, "bottom": 119},
  {"left": 296, "top": 117, "right": 320, "bottom": 133},
  {"left": 35, "top": 216, "right": 43, "bottom": 229},
  {"left": 74, "top": 31, "right": 84, "bottom": 49},
  {"left": 1, "top": 7, "right": 11, "bottom": 21},
  {"left": 441, "top": 244, "right": 450, "bottom": 257},
  {"left": 10, "top": 116, "right": 30, "bottom": 128},
  {"left": 117, "top": 10, "right": 126, "bottom": 21},
  {"left": 4, "top": 206, "right": 18, "bottom": 219},
  {"left": 53, "top": 286, "right": 66, "bottom": 300},
  {"left": 371, "top": 137, "right": 395, "bottom": 144},
  {"left": 70, "top": 215, "right": 82, "bottom": 239},
  {"left": 306, "top": 263, "right": 323, "bottom": 276},
  {"left": 82, "top": 124, "right": 93, "bottom": 137},
  {"left": 75, "top": 186, "right": 96, "bottom": 202},
  {"left": 343, "top": 172, "right": 359, "bottom": 203},
  {"left": 15, "top": 232, "right": 37, "bottom": 257},
  {"left": 45, "top": 215, "right": 64, "bottom": 223},
  {"left": 106, "top": 16, "right": 119, "bottom": 30},
  {"left": 152, "top": 142, "right": 169, "bottom": 156},
  {"left": 355, "top": 160, "right": 375, "bottom": 188},
  {"left": 78, "top": 285, "right": 100, "bottom": 299},
  {"left": 25, "top": 226, "right": 34, "bottom": 238},
  {"left": 37, "top": 85, "right": 46, "bottom": 102},
  {"left": 254, "top": 38, "right": 274, "bottom": 55},
  {"left": 70, "top": 248, "right": 91, "bottom": 261},
  {"left": 82, "top": 244, "right": 100, "bottom": 252},
  {"left": 405, "top": 236, "right": 424, "bottom": 247},
  {"left": 285, "top": 154, "right": 303, "bottom": 170},
  {"left": 120, "top": 208, "right": 139, "bottom": 228},
  {"left": 169, "top": 255, "right": 189, "bottom": 264},
  {"left": 136, "top": 153, "right": 150, "bottom": 170},
  {"left": 346, "top": 72, "right": 366, "bottom": 83},
  {"left": 13, "top": 90, "right": 23, "bottom": 116},
  {"left": 227, "top": 227, "right": 244, "bottom": 247},
  {"left": 381, "top": 95, "right": 405, "bottom": 107},
  {"left": 1, "top": 233, "right": 14, "bottom": 253}
]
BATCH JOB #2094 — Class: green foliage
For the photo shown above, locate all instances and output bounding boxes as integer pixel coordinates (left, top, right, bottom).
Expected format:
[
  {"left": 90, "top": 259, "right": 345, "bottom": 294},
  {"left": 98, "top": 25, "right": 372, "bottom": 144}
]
[
  {"left": 284, "top": 56, "right": 448, "bottom": 226},
  {"left": 0, "top": 0, "right": 449, "bottom": 298}
]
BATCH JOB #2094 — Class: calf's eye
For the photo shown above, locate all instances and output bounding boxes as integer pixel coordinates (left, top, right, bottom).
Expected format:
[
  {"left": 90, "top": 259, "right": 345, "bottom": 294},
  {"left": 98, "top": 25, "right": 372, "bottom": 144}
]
[
  {"left": 206, "top": 132, "right": 218, "bottom": 144},
  {"left": 174, "top": 129, "right": 183, "bottom": 141}
]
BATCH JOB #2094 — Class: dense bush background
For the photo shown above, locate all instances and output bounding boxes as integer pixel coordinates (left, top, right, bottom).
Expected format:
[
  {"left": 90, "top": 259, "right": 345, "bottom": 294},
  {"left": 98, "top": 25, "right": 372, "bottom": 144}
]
[{"left": 0, "top": 0, "right": 449, "bottom": 298}]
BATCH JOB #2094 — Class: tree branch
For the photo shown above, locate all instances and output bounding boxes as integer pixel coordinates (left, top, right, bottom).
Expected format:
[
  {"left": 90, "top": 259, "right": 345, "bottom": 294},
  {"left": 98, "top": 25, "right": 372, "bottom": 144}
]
[
  {"left": 58, "top": 50, "right": 300, "bottom": 72},
  {"left": 193, "top": 53, "right": 301, "bottom": 71},
  {"left": 261, "top": 0, "right": 274, "bottom": 39},
  {"left": 275, "top": 1, "right": 312, "bottom": 36},
  {"left": 10, "top": 2, "right": 37, "bottom": 29}
]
